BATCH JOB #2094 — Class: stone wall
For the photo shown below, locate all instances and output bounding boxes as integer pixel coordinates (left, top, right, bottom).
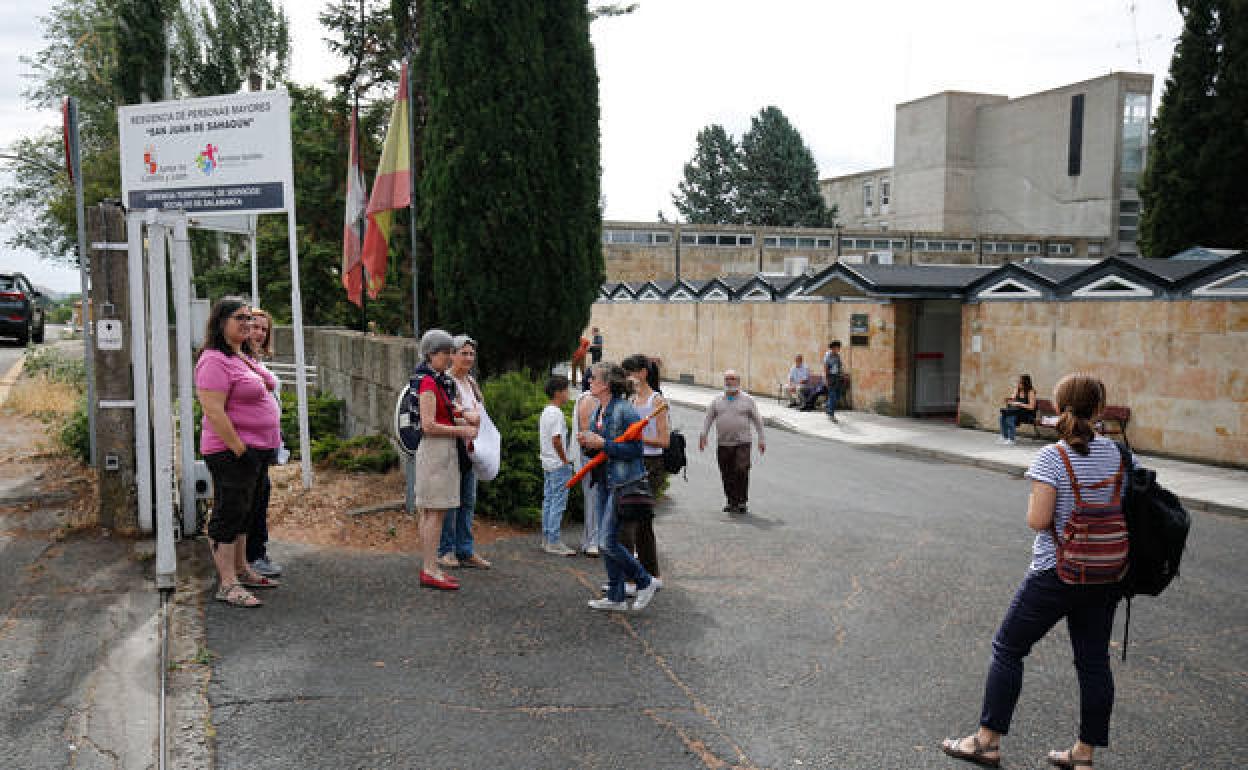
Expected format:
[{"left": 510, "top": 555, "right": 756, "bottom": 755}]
[
  {"left": 313, "top": 330, "right": 421, "bottom": 438},
  {"left": 586, "top": 300, "right": 906, "bottom": 414},
  {"left": 959, "top": 300, "right": 1247, "bottom": 466}
]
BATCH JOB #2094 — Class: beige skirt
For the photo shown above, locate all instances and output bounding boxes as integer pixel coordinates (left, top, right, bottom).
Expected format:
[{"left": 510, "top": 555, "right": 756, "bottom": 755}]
[{"left": 413, "top": 435, "right": 461, "bottom": 510}]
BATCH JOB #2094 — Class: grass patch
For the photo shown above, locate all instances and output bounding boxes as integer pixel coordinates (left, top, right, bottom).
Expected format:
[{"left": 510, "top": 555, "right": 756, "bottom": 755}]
[{"left": 6, "top": 378, "right": 82, "bottom": 416}]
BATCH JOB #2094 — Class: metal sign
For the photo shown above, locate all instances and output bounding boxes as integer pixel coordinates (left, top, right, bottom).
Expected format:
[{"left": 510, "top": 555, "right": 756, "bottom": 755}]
[
  {"left": 850, "top": 313, "right": 870, "bottom": 335},
  {"left": 118, "top": 90, "right": 294, "bottom": 215},
  {"left": 97, "top": 319, "right": 124, "bottom": 351}
]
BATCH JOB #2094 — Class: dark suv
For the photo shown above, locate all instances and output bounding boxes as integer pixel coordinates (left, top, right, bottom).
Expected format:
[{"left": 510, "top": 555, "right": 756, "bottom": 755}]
[{"left": 0, "top": 272, "right": 47, "bottom": 346}]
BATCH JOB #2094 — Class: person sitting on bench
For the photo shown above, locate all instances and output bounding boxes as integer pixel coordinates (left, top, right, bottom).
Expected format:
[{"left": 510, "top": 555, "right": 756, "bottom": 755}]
[
  {"left": 998, "top": 373, "right": 1037, "bottom": 445},
  {"left": 784, "top": 354, "right": 810, "bottom": 407}
]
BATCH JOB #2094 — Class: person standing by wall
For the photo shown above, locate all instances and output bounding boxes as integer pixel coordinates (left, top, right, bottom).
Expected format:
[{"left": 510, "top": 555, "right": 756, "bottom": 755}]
[
  {"left": 588, "top": 326, "right": 604, "bottom": 364},
  {"left": 439, "top": 335, "right": 491, "bottom": 570},
  {"left": 410, "top": 329, "right": 478, "bottom": 591},
  {"left": 823, "top": 340, "right": 845, "bottom": 420},
  {"left": 698, "top": 369, "right": 766, "bottom": 515},
  {"left": 195, "top": 297, "right": 282, "bottom": 608},
  {"left": 538, "top": 375, "right": 577, "bottom": 556}
]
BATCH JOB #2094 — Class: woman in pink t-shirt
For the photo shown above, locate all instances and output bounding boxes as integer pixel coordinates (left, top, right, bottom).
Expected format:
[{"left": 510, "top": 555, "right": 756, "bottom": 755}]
[{"left": 195, "top": 297, "right": 282, "bottom": 608}]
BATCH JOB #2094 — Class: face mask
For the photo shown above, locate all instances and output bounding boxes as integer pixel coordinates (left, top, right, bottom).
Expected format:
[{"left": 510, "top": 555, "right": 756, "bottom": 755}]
[{"left": 724, "top": 383, "right": 739, "bottom": 396}]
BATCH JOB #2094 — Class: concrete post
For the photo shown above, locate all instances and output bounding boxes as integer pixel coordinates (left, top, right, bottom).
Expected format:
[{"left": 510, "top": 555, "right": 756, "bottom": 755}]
[{"left": 89, "top": 202, "right": 138, "bottom": 532}]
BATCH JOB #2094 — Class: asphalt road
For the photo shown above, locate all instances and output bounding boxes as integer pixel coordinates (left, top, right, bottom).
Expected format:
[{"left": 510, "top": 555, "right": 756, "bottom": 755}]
[{"left": 206, "top": 404, "right": 1247, "bottom": 769}]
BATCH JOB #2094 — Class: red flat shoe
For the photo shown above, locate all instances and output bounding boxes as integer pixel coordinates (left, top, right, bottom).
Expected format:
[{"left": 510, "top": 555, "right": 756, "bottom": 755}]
[{"left": 420, "top": 570, "right": 460, "bottom": 590}]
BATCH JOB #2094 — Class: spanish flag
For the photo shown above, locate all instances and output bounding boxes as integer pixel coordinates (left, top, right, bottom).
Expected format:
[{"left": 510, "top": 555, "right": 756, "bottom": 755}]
[{"left": 360, "top": 59, "right": 412, "bottom": 299}]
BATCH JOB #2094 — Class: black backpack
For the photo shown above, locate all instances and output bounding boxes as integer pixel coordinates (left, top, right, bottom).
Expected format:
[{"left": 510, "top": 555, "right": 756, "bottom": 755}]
[
  {"left": 1114, "top": 442, "right": 1192, "bottom": 658},
  {"left": 662, "top": 429, "right": 688, "bottom": 478}
]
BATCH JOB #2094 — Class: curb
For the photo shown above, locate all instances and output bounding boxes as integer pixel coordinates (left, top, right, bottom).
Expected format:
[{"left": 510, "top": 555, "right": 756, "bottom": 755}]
[
  {"left": 0, "top": 354, "right": 27, "bottom": 408},
  {"left": 665, "top": 393, "right": 1246, "bottom": 519}
]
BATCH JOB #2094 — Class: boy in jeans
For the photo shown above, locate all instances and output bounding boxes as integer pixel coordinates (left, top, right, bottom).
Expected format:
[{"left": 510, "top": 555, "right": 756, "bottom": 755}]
[{"left": 539, "top": 375, "right": 576, "bottom": 556}]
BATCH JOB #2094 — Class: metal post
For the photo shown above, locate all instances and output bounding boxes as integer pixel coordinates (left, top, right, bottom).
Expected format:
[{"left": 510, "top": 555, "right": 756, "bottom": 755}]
[
  {"left": 147, "top": 217, "right": 177, "bottom": 588},
  {"left": 66, "top": 98, "right": 98, "bottom": 467},
  {"left": 408, "top": 53, "right": 419, "bottom": 338},
  {"left": 170, "top": 215, "right": 198, "bottom": 537},
  {"left": 127, "top": 212, "right": 153, "bottom": 535},
  {"left": 287, "top": 210, "right": 314, "bottom": 489},
  {"left": 249, "top": 216, "right": 259, "bottom": 308}
]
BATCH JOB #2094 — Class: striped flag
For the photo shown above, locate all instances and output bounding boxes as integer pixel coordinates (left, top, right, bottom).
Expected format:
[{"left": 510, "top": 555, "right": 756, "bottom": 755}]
[
  {"left": 342, "top": 104, "right": 367, "bottom": 306},
  {"left": 360, "top": 59, "right": 412, "bottom": 299}
]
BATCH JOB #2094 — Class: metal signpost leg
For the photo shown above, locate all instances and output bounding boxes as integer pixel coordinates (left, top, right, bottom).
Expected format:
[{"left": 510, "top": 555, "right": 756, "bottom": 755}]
[
  {"left": 286, "top": 212, "right": 314, "bottom": 490},
  {"left": 127, "top": 214, "right": 154, "bottom": 535},
  {"left": 147, "top": 218, "right": 177, "bottom": 589},
  {"left": 170, "top": 215, "right": 198, "bottom": 537}
]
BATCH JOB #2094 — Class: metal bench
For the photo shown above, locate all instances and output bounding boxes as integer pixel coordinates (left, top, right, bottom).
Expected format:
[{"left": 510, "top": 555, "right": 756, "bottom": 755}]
[{"left": 1027, "top": 398, "right": 1131, "bottom": 449}]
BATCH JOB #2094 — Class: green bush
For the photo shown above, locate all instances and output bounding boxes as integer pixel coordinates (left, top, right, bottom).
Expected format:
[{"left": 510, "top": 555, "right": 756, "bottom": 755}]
[
  {"left": 279, "top": 390, "right": 344, "bottom": 459},
  {"left": 312, "top": 434, "right": 398, "bottom": 473},
  {"left": 23, "top": 347, "right": 86, "bottom": 387},
  {"left": 58, "top": 397, "right": 91, "bottom": 463},
  {"left": 469, "top": 371, "right": 588, "bottom": 529}
]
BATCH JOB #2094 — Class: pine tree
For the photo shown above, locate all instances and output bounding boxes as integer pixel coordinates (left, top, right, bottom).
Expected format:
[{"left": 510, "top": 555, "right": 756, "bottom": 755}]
[
  {"left": 672, "top": 124, "right": 742, "bottom": 224},
  {"left": 737, "top": 106, "right": 830, "bottom": 227},
  {"left": 1140, "top": 0, "right": 1248, "bottom": 257},
  {"left": 173, "top": 0, "right": 291, "bottom": 97},
  {"left": 420, "top": 0, "right": 602, "bottom": 376}
]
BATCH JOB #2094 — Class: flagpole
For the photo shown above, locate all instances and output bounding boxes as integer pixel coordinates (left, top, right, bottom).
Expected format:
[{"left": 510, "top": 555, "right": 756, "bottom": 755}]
[
  {"left": 357, "top": 0, "right": 369, "bottom": 334},
  {"left": 406, "top": 52, "right": 418, "bottom": 339}
]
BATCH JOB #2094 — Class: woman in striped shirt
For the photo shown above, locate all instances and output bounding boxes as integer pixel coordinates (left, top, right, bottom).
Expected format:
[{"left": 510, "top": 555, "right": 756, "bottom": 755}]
[{"left": 942, "top": 374, "right": 1127, "bottom": 769}]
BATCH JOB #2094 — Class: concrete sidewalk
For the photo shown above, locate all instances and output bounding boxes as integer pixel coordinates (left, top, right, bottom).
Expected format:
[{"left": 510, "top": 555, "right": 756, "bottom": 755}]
[{"left": 662, "top": 381, "right": 1248, "bottom": 518}]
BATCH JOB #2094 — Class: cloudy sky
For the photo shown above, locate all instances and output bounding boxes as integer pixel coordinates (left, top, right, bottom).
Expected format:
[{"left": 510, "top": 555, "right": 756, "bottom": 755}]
[{"left": 4, "top": 0, "right": 1183, "bottom": 292}]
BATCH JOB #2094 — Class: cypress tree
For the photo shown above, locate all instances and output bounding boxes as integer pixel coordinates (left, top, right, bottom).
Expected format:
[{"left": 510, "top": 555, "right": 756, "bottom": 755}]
[
  {"left": 672, "top": 124, "right": 743, "bottom": 224},
  {"left": 1140, "top": 0, "right": 1248, "bottom": 257},
  {"left": 421, "top": 0, "right": 602, "bottom": 376},
  {"left": 738, "top": 106, "right": 830, "bottom": 227}
]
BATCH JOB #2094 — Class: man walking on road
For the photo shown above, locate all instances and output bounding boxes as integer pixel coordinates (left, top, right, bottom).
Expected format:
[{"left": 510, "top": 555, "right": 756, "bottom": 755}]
[
  {"left": 823, "top": 340, "right": 845, "bottom": 420},
  {"left": 698, "top": 369, "right": 765, "bottom": 514}
]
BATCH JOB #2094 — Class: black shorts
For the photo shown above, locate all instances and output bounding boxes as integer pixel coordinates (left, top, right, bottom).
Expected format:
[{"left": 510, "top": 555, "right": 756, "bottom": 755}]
[{"left": 205, "top": 449, "right": 273, "bottom": 543}]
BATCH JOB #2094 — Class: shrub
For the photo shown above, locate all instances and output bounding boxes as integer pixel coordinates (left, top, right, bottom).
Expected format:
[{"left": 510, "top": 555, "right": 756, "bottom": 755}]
[
  {"left": 22, "top": 347, "right": 86, "bottom": 387},
  {"left": 474, "top": 371, "right": 550, "bottom": 527},
  {"left": 58, "top": 397, "right": 91, "bottom": 463},
  {"left": 279, "top": 390, "right": 344, "bottom": 459},
  {"left": 313, "top": 434, "right": 398, "bottom": 473}
]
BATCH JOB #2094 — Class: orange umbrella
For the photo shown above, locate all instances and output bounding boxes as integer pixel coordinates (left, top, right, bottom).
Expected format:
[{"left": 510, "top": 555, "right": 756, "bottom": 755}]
[{"left": 566, "top": 401, "right": 669, "bottom": 488}]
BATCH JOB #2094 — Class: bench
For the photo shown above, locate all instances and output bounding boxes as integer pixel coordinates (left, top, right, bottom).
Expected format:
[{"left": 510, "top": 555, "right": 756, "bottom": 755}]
[{"left": 1026, "top": 398, "right": 1131, "bottom": 449}]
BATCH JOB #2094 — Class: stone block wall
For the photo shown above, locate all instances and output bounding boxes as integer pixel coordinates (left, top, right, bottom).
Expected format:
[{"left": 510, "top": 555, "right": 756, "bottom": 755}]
[
  {"left": 959, "top": 300, "right": 1247, "bottom": 466},
  {"left": 313, "top": 330, "right": 421, "bottom": 438},
  {"left": 586, "top": 300, "right": 905, "bottom": 414}
]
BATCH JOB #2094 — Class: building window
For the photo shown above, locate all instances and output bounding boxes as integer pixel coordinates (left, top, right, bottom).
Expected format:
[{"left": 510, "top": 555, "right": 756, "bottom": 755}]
[
  {"left": 1088, "top": 243, "right": 1103, "bottom": 256},
  {"left": 1048, "top": 243, "right": 1073, "bottom": 255},
  {"left": 816, "top": 238, "right": 832, "bottom": 249},
  {"left": 880, "top": 178, "right": 890, "bottom": 207},
  {"left": 1121, "top": 92, "right": 1150, "bottom": 189},
  {"left": 1068, "top": 93, "right": 1085, "bottom": 176},
  {"left": 739, "top": 235, "right": 754, "bottom": 246},
  {"left": 863, "top": 182, "right": 873, "bottom": 212},
  {"left": 681, "top": 234, "right": 696, "bottom": 244},
  {"left": 764, "top": 237, "right": 778, "bottom": 247},
  {"left": 891, "top": 239, "right": 907, "bottom": 250},
  {"left": 840, "top": 238, "right": 855, "bottom": 250},
  {"left": 798, "top": 237, "right": 816, "bottom": 248},
  {"left": 654, "top": 232, "right": 671, "bottom": 244},
  {"left": 780, "top": 236, "right": 798, "bottom": 248}
]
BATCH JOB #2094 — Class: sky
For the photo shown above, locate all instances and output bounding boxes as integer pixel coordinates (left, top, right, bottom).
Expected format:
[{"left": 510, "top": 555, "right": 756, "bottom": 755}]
[{"left": 3, "top": 0, "right": 1183, "bottom": 292}]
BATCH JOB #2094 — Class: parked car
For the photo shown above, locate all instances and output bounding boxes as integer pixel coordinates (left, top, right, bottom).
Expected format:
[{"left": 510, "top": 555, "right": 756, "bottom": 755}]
[{"left": 0, "top": 272, "right": 47, "bottom": 345}]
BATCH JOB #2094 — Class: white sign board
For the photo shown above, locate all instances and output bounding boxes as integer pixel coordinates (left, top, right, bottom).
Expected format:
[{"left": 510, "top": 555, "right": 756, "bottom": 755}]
[
  {"left": 118, "top": 90, "right": 294, "bottom": 215},
  {"left": 97, "top": 319, "right": 124, "bottom": 351}
]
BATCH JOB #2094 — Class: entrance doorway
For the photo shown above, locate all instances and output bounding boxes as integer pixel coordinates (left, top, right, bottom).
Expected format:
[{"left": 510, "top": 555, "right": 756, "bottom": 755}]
[{"left": 911, "top": 300, "right": 962, "bottom": 415}]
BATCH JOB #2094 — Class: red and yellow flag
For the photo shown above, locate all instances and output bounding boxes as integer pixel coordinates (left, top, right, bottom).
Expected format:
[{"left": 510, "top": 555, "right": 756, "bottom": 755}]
[
  {"left": 360, "top": 59, "right": 412, "bottom": 299},
  {"left": 342, "top": 105, "right": 367, "bottom": 306}
]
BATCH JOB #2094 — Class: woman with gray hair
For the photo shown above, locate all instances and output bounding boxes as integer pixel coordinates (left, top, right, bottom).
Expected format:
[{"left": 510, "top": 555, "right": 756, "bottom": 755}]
[
  {"left": 410, "top": 329, "right": 478, "bottom": 591},
  {"left": 438, "top": 334, "right": 490, "bottom": 569}
]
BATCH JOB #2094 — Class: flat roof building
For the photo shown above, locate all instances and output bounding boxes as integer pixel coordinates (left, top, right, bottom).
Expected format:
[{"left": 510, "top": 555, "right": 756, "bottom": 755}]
[{"left": 820, "top": 72, "right": 1153, "bottom": 257}]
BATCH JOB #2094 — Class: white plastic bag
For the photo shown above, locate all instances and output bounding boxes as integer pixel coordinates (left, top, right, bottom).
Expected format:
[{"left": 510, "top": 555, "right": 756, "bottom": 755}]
[{"left": 469, "top": 409, "right": 501, "bottom": 481}]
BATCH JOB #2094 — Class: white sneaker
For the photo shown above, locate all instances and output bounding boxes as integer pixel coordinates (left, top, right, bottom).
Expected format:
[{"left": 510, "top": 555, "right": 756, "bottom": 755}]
[
  {"left": 632, "top": 579, "right": 659, "bottom": 611},
  {"left": 587, "top": 598, "right": 630, "bottom": 612},
  {"left": 543, "top": 541, "right": 576, "bottom": 557},
  {"left": 651, "top": 577, "right": 663, "bottom": 591},
  {"left": 1004, "top": 439, "right": 1016, "bottom": 446},
  {"left": 600, "top": 582, "right": 637, "bottom": 598},
  {"left": 583, "top": 544, "right": 599, "bottom": 557}
]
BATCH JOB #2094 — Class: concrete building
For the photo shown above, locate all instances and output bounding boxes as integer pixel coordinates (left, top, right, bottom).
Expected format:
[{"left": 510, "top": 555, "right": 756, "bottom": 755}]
[{"left": 820, "top": 72, "right": 1153, "bottom": 257}]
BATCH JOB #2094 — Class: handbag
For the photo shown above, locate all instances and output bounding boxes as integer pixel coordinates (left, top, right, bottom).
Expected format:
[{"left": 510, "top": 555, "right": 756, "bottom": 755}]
[{"left": 613, "top": 475, "right": 654, "bottom": 521}]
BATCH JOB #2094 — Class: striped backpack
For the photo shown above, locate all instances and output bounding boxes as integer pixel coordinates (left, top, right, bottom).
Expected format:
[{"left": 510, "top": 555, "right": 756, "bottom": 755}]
[{"left": 1051, "top": 445, "right": 1129, "bottom": 585}]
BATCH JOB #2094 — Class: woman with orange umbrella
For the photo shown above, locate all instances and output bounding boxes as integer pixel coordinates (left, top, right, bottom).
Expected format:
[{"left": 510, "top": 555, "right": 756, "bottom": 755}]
[{"left": 576, "top": 362, "right": 660, "bottom": 612}]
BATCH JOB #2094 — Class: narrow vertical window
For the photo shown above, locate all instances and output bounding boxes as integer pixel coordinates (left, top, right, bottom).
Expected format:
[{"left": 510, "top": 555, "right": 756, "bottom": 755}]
[{"left": 1068, "top": 93, "right": 1084, "bottom": 176}]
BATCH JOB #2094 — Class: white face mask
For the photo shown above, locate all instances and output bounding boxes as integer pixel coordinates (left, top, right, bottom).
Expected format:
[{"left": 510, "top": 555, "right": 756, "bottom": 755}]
[{"left": 724, "top": 382, "right": 740, "bottom": 395}]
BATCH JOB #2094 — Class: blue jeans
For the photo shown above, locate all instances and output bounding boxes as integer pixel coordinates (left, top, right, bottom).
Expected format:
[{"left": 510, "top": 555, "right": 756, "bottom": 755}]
[
  {"left": 439, "top": 467, "right": 477, "bottom": 558},
  {"left": 595, "top": 483, "right": 652, "bottom": 603},
  {"left": 980, "top": 569, "right": 1120, "bottom": 746},
  {"left": 579, "top": 471, "right": 601, "bottom": 550},
  {"left": 825, "top": 381, "right": 843, "bottom": 416},
  {"left": 999, "top": 412, "right": 1019, "bottom": 440},
  {"left": 542, "top": 465, "right": 574, "bottom": 544}
]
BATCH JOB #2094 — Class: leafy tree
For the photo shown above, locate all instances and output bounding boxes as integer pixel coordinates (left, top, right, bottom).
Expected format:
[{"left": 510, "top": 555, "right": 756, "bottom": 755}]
[
  {"left": 115, "top": 0, "right": 177, "bottom": 103},
  {"left": 737, "top": 106, "right": 831, "bottom": 227},
  {"left": 1140, "top": 0, "right": 1248, "bottom": 257},
  {"left": 173, "top": 0, "right": 290, "bottom": 96},
  {"left": 671, "top": 124, "right": 742, "bottom": 224},
  {"left": 421, "top": 0, "right": 602, "bottom": 376}
]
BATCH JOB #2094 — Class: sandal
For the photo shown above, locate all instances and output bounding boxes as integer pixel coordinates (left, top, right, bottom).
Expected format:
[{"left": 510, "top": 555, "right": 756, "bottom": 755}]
[
  {"left": 215, "top": 582, "right": 263, "bottom": 608},
  {"left": 940, "top": 734, "right": 1001, "bottom": 768},
  {"left": 460, "top": 554, "right": 491, "bottom": 569},
  {"left": 1048, "top": 749, "right": 1094, "bottom": 768},
  {"left": 238, "top": 570, "right": 281, "bottom": 589}
]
